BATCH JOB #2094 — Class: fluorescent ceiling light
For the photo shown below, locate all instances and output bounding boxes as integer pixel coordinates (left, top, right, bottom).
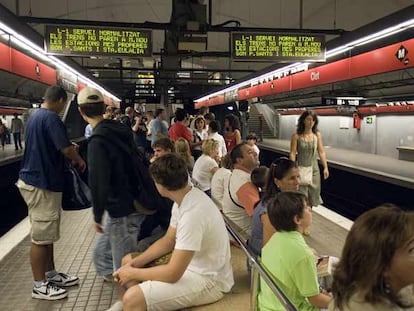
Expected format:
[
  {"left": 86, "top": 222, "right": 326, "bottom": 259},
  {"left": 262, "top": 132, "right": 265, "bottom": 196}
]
[
  {"left": 10, "top": 36, "right": 52, "bottom": 64},
  {"left": 334, "top": 96, "right": 365, "bottom": 100},
  {"left": 0, "top": 22, "right": 121, "bottom": 102},
  {"left": 195, "top": 62, "right": 309, "bottom": 102},
  {"left": 195, "top": 17, "right": 414, "bottom": 103}
]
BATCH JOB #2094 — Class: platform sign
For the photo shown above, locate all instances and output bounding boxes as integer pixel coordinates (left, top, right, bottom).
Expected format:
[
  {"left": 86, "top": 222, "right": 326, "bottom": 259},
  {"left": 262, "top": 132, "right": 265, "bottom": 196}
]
[
  {"left": 231, "top": 32, "right": 325, "bottom": 62},
  {"left": 45, "top": 25, "right": 152, "bottom": 57}
]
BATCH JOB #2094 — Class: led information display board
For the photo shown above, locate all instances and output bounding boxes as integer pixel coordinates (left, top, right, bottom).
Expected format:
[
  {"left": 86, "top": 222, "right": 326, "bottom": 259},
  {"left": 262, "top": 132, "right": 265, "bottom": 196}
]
[
  {"left": 45, "top": 25, "right": 152, "bottom": 57},
  {"left": 231, "top": 32, "right": 325, "bottom": 61}
]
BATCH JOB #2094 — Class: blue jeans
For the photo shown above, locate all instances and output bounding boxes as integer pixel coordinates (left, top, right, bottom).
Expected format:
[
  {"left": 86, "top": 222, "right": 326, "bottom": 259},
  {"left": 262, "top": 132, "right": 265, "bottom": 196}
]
[{"left": 93, "top": 212, "right": 145, "bottom": 276}]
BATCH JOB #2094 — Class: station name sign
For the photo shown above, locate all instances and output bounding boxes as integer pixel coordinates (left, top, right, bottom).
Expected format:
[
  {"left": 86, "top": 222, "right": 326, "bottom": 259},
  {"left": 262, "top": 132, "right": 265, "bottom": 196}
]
[
  {"left": 45, "top": 25, "right": 152, "bottom": 57},
  {"left": 231, "top": 32, "right": 325, "bottom": 61}
]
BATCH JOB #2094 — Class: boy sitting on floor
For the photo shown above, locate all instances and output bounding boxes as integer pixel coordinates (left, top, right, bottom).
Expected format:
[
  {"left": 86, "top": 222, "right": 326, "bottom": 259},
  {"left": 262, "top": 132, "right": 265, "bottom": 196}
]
[
  {"left": 111, "top": 153, "right": 234, "bottom": 311},
  {"left": 258, "top": 191, "right": 331, "bottom": 311}
]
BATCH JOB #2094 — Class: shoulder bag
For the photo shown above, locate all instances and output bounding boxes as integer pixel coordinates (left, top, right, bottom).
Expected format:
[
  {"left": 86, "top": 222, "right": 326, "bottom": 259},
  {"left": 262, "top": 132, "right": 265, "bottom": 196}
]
[{"left": 62, "top": 163, "right": 91, "bottom": 210}]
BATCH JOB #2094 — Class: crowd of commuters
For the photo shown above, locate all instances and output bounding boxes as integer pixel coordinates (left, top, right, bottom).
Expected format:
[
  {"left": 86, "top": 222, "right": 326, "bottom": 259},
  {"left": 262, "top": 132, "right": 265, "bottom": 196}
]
[{"left": 16, "top": 88, "right": 414, "bottom": 311}]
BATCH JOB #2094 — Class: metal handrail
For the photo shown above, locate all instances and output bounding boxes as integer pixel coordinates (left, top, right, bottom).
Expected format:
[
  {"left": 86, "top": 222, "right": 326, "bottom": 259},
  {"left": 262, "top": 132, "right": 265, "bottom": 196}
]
[{"left": 223, "top": 215, "right": 298, "bottom": 311}]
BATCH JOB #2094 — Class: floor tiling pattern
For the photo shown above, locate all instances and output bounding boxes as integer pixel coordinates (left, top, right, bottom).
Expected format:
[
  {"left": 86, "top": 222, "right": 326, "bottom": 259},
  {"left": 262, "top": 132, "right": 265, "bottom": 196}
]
[{"left": 0, "top": 207, "right": 347, "bottom": 310}]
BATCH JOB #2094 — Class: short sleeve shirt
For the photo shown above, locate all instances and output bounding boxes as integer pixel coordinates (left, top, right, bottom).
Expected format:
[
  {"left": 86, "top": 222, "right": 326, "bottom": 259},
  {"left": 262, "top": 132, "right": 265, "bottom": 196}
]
[
  {"left": 258, "top": 231, "right": 320, "bottom": 311},
  {"left": 169, "top": 122, "right": 192, "bottom": 143},
  {"left": 211, "top": 167, "right": 231, "bottom": 209},
  {"left": 151, "top": 118, "right": 168, "bottom": 145},
  {"left": 208, "top": 132, "right": 227, "bottom": 158},
  {"left": 19, "top": 108, "right": 71, "bottom": 192},
  {"left": 169, "top": 187, "right": 234, "bottom": 292},
  {"left": 192, "top": 154, "right": 218, "bottom": 191},
  {"left": 222, "top": 168, "right": 256, "bottom": 236}
]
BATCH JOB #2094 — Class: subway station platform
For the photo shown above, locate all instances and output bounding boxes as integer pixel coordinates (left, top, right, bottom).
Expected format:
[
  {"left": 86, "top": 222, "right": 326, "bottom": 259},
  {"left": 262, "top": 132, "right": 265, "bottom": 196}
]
[
  {"left": 258, "top": 139, "right": 414, "bottom": 189},
  {"left": 0, "top": 206, "right": 349, "bottom": 311},
  {"left": 0, "top": 142, "right": 24, "bottom": 166}
]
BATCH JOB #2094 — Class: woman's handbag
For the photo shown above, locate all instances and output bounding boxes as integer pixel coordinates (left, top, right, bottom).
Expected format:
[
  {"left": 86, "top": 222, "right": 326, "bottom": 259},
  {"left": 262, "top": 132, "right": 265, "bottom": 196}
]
[
  {"left": 298, "top": 165, "right": 313, "bottom": 186},
  {"left": 62, "top": 164, "right": 91, "bottom": 211}
]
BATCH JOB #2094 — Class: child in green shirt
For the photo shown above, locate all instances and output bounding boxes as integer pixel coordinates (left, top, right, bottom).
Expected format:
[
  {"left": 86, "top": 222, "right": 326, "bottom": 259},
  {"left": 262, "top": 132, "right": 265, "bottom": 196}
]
[{"left": 258, "top": 192, "right": 331, "bottom": 310}]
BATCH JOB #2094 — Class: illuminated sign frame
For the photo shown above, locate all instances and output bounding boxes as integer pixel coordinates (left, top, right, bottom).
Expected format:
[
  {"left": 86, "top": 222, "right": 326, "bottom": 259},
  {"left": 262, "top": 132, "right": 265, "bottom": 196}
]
[
  {"left": 45, "top": 25, "right": 153, "bottom": 57},
  {"left": 231, "top": 32, "right": 326, "bottom": 62}
]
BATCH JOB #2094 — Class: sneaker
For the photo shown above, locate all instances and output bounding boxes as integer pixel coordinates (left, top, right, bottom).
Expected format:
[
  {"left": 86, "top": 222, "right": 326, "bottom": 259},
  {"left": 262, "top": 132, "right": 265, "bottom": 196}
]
[
  {"left": 47, "top": 272, "right": 79, "bottom": 287},
  {"left": 32, "top": 282, "right": 68, "bottom": 300}
]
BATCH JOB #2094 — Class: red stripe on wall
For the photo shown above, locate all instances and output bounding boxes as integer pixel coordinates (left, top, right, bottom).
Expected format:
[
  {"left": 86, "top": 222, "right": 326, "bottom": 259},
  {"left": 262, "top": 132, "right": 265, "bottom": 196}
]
[
  {"left": 291, "top": 58, "right": 350, "bottom": 90},
  {"left": 10, "top": 48, "right": 56, "bottom": 85},
  {"left": 0, "top": 43, "right": 12, "bottom": 72}
]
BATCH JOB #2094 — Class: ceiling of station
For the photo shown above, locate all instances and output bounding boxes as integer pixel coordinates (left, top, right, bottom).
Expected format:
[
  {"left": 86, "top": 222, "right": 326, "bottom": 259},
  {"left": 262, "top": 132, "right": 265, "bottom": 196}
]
[{"left": 0, "top": 0, "right": 413, "bottom": 104}]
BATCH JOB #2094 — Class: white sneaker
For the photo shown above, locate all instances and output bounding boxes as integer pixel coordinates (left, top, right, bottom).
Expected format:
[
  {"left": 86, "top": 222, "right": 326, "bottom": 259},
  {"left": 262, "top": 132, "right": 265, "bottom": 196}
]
[
  {"left": 47, "top": 272, "right": 79, "bottom": 287},
  {"left": 107, "top": 300, "right": 123, "bottom": 311},
  {"left": 32, "top": 281, "right": 68, "bottom": 300}
]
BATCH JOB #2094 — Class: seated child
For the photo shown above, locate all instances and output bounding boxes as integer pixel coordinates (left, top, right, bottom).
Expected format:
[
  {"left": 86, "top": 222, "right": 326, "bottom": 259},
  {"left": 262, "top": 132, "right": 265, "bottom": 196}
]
[
  {"left": 258, "top": 191, "right": 331, "bottom": 311},
  {"left": 249, "top": 158, "right": 299, "bottom": 257},
  {"left": 250, "top": 166, "right": 269, "bottom": 200},
  {"left": 110, "top": 153, "right": 234, "bottom": 311}
]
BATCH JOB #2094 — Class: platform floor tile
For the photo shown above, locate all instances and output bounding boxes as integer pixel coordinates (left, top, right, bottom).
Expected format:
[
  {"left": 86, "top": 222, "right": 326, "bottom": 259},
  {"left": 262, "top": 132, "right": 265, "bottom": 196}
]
[
  {"left": 0, "top": 205, "right": 347, "bottom": 311},
  {"left": 0, "top": 209, "right": 118, "bottom": 311}
]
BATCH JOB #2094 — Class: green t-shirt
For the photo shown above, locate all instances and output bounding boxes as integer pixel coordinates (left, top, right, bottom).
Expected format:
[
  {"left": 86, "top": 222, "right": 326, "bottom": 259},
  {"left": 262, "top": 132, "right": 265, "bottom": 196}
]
[{"left": 258, "top": 231, "right": 320, "bottom": 311}]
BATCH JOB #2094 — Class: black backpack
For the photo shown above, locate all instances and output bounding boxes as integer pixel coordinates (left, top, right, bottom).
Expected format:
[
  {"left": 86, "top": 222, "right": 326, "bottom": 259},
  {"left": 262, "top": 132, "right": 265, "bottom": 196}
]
[
  {"left": 62, "top": 163, "right": 92, "bottom": 211},
  {"left": 91, "top": 135, "right": 170, "bottom": 213}
]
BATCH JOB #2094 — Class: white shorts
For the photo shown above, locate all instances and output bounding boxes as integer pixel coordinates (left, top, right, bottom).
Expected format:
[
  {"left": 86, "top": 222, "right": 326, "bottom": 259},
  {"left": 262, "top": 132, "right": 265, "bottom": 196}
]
[{"left": 139, "top": 270, "right": 224, "bottom": 311}]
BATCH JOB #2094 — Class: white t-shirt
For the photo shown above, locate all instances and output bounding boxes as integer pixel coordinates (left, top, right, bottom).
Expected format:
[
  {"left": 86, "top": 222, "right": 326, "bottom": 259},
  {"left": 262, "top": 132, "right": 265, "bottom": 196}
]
[
  {"left": 208, "top": 132, "right": 227, "bottom": 158},
  {"left": 192, "top": 154, "right": 218, "bottom": 191},
  {"left": 169, "top": 187, "right": 234, "bottom": 292},
  {"left": 211, "top": 167, "right": 231, "bottom": 210},
  {"left": 222, "top": 168, "right": 253, "bottom": 236}
]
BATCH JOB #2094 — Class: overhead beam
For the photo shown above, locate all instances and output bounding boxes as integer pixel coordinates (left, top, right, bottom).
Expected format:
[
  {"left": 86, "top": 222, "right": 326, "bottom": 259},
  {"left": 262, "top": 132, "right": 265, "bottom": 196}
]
[{"left": 19, "top": 16, "right": 345, "bottom": 35}]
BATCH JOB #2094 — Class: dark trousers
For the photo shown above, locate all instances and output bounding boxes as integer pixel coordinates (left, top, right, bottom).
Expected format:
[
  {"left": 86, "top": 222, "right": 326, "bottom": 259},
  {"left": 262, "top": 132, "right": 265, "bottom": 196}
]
[{"left": 13, "top": 132, "right": 22, "bottom": 150}]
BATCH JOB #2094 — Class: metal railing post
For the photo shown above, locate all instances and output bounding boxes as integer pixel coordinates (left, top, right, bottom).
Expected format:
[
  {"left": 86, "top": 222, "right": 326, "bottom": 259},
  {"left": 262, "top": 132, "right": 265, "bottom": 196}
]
[
  {"left": 223, "top": 215, "right": 298, "bottom": 311},
  {"left": 250, "top": 261, "right": 260, "bottom": 311}
]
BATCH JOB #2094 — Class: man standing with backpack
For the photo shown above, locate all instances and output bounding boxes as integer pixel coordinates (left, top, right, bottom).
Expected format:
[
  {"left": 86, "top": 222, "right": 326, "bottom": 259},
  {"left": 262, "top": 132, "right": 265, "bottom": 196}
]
[{"left": 77, "top": 87, "right": 146, "bottom": 281}]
